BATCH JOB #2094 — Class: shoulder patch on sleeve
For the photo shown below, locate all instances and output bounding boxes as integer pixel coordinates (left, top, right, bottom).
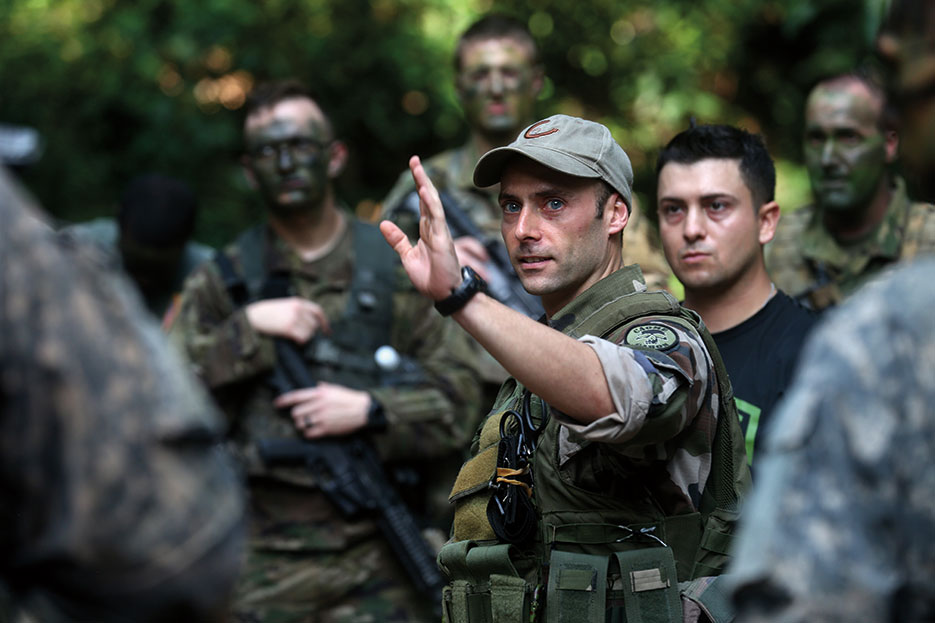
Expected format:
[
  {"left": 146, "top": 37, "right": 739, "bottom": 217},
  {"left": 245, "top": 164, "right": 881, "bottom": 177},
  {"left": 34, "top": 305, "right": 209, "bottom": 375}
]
[{"left": 624, "top": 323, "right": 678, "bottom": 351}]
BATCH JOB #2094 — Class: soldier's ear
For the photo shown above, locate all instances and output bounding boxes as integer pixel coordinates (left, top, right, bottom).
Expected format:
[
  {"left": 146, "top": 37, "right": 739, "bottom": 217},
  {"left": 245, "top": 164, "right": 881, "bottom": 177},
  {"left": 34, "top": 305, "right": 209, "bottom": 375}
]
[
  {"left": 241, "top": 155, "right": 259, "bottom": 190},
  {"left": 758, "top": 200, "right": 781, "bottom": 245},
  {"left": 606, "top": 194, "right": 629, "bottom": 236},
  {"left": 327, "top": 141, "right": 348, "bottom": 179},
  {"left": 884, "top": 129, "right": 899, "bottom": 163}
]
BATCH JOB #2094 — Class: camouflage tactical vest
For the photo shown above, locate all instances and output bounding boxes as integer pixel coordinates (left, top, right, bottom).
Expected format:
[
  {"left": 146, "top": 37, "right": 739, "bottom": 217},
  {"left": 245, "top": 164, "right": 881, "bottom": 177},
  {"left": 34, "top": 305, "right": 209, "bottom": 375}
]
[
  {"left": 439, "top": 286, "right": 749, "bottom": 623},
  {"left": 214, "top": 219, "right": 407, "bottom": 390}
]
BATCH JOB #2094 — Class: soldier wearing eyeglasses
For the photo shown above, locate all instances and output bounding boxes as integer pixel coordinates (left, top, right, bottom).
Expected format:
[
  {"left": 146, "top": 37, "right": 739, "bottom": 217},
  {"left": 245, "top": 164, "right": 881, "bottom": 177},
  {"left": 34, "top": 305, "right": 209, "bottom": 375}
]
[{"left": 169, "top": 79, "right": 483, "bottom": 622}]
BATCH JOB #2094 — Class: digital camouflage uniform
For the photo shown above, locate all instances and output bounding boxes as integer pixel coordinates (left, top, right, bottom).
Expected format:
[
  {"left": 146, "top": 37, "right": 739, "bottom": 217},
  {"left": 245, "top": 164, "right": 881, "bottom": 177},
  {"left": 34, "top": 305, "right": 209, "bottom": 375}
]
[
  {"left": 381, "top": 145, "right": 673, "bottom": 293},
  {"left": 728, "top": 258, "right": 935, "bottom": 622},
  {"left": 170, "top": 217, "right": 483, "bottom": 622},
  {"left": 766, "top": 176, "right": 935, "bottom": 310},
  {"left": 0, "top": 166, "right": 245, "bottom": 622},
  {"left": 440, "top": 266, "right": 750, "bottom": 623}
]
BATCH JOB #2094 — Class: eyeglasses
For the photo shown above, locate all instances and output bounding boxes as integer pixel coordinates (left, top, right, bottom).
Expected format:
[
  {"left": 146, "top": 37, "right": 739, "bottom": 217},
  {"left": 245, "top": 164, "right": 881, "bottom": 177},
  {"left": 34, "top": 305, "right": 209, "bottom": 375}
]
[{"left": 249, "top": 137, "right": 328, "bottom": 164}]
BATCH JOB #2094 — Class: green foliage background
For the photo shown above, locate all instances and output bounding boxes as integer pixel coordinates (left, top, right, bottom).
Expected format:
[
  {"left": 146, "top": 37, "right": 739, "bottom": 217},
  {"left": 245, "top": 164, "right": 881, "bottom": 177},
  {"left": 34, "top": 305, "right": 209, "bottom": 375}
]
[{"left": 1, "top": 0, "right": 888, "bottom": 247}]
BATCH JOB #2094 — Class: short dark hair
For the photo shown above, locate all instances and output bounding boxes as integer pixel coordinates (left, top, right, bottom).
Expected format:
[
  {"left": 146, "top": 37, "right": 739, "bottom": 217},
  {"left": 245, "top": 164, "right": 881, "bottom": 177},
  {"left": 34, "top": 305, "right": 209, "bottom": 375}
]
[
  {"left": 808, "top": 70, "right": 897, "bottom": 133},
  {"left": 117, "top": 173, "right": 197, "bottom": 247},
  {"left": 595, "top": 181, "right": 614, "bottom": 218},
  {"left": 243, "top": 79, "right": 334, "bottom": 138},
  {"left": 454, "top": 14, "right": 539, "bottom": 72},
  {"left": 656, "top": 124, "right": 776, "bottom": 208}
]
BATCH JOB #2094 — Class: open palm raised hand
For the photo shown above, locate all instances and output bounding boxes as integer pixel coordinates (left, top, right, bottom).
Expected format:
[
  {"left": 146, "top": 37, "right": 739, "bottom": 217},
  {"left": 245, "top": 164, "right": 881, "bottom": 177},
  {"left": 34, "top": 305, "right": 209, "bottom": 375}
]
[{"left": 379, "top": 156, "right": 463, "bottom": 301}]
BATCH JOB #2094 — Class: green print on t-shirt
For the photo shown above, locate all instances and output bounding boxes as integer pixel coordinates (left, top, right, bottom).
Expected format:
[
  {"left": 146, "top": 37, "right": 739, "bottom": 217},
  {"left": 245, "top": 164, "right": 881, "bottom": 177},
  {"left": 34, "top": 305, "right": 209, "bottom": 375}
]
[{"left": 734, "top": 397, "right": 761, "bottom": 465}]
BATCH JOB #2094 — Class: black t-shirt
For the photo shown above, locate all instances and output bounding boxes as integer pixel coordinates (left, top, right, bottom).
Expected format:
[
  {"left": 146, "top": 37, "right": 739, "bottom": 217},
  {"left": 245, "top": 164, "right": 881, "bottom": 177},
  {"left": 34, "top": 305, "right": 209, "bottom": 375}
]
[{"left": 711, "top": 290, "right": 817, "bottom": 467}]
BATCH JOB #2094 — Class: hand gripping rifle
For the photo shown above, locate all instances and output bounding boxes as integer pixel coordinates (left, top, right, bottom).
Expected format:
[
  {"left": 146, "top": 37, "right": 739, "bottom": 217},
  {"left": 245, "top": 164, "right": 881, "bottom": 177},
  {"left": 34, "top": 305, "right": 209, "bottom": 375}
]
[
  {"left": 255, "top": 279, "right": 446, "bottom": 607},
  {"left": 396, "top": 190, "right": 544, "bottom": 319}
]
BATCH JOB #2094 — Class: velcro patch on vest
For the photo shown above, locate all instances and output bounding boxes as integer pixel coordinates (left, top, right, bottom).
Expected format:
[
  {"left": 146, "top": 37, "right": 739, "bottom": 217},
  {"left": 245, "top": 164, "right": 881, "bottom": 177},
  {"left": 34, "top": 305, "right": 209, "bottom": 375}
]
[
  {"left": 624, "top": 323, "right": 678, "bottom": 351},
  {"left": 630, "top": 567, "right": 669, "bottom": 592}
]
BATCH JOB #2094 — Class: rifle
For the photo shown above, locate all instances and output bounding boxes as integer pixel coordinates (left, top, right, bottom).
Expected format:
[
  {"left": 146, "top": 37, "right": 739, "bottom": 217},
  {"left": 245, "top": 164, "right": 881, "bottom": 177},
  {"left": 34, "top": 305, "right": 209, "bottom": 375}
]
[
  {"left": 259, "top": 337, "right": 446, "bottom": 603},
  {"left": 396, "top": 190, "right": 544, "bottom": 318}
]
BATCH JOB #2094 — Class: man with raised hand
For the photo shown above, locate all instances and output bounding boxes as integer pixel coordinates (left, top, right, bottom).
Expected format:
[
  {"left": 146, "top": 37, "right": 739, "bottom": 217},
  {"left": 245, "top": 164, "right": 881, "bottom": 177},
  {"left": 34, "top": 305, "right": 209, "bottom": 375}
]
[{"left": 381, "top": 115, "right": 749, "bottom": 623}]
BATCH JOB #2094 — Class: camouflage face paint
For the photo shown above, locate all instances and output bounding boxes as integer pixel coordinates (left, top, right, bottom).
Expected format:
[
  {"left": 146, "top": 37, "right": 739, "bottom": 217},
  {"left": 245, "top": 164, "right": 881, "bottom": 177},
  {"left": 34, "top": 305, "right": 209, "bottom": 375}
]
[
  {"left": 803, "top": 82, "right": 890, "bottom": 215},
  {"left": 457, "top": 38, "right": 539, "bottom": 139},
  {"left": 244, "top": 98, "right": 332, "bottom": 219}
]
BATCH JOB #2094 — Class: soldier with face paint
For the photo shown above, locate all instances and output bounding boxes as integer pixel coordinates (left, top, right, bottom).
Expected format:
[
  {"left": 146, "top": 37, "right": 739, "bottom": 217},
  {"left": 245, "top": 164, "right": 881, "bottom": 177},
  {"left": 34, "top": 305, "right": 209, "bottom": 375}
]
[
  {"left": 382, "top": 15, "right": 545, "bottom": 272},
  {"left": 169, "top": 80, "right": 483, "bottom": 622},
  {"left": 766, "top": 71, "right": 935, "bottom": 311}
]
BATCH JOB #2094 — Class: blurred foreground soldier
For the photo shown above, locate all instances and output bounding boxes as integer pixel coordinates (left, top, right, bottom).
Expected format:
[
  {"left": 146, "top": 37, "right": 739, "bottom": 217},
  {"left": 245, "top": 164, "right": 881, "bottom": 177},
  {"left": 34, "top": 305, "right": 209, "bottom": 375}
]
[
  {"left": 170, "top": 80, "right": 482, "bottom": 622},
  {"left": 656, "top": 125, "right": 816, "bottom": 467},
  {"left": 767, "top": 71, "right": 935, "bottom": 310},
  {"left": 728, "top": 258, "right": 935, "bottom": 622},
  {"left": 727, "top": 5, "right": 935, "bottom": 620},
  {"left": 0, "top": 165, "right": 244, "bottom": 621},
  {"left": 380, "top": 115, "right": 750, "bottom": 623},
  {"left": 63, "top": 172, "right": 214, "bottom": 327}
]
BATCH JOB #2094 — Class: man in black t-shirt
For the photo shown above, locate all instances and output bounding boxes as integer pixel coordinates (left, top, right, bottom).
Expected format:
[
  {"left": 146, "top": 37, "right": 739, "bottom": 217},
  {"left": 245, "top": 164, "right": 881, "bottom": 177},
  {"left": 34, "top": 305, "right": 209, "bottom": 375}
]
[{"left": 655, "top": 124, "right": 816, "bottom": 466}]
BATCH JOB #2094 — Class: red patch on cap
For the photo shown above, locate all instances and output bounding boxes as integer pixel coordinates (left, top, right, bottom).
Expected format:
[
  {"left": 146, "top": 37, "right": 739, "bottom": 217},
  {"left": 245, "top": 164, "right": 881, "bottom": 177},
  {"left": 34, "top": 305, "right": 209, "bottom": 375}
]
[{"left": 523, "top": 119, "right": 559, "bottom": 139}]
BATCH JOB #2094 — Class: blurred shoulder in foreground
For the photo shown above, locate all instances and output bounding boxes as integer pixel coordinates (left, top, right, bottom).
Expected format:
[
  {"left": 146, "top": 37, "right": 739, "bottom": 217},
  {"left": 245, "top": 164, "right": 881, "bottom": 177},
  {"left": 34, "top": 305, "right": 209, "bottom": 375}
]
[{"left": 0, "top": 166, "right": 244, "bottom": 622}]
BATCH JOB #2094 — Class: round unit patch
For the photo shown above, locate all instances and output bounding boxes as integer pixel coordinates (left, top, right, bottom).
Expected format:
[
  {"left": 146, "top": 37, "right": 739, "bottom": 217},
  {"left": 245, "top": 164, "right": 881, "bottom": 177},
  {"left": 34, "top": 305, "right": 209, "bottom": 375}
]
[{"left": 624, "top": 324, "right": 678, "bottom": 351}]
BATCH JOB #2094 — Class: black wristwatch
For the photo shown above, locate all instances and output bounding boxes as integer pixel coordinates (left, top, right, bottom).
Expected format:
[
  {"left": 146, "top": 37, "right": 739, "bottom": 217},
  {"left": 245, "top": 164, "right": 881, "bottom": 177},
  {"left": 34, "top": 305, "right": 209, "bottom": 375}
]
[{"left": 434, "top": 266, "right": 488, "bottom": 316}]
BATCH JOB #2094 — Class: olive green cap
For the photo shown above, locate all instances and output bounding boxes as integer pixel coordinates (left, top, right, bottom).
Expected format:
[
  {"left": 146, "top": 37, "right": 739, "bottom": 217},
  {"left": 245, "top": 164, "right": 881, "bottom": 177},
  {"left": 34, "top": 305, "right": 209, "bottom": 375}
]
[{"left": 473, "top": 115, "right": 633, "bottom": 208}]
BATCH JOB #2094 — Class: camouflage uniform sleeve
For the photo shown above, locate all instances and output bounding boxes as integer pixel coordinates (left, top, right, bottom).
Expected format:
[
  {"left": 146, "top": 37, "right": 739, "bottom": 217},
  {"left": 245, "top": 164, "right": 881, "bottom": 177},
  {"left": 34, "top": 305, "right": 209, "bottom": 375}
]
[
  {"left": 0, "top": 169, "right": 244, "bottom": 622},
  {"left": 168, "top": 259, "right": 276, "bottom": 389},
  {"left": 553, "top": 316, "right": 713, "bottom": 448},
  {"left": 367, "top": 269, "right": 484, "bottom": 461},
  {"left": 728, "top": 260, "right": 935, "bottom": 622}
]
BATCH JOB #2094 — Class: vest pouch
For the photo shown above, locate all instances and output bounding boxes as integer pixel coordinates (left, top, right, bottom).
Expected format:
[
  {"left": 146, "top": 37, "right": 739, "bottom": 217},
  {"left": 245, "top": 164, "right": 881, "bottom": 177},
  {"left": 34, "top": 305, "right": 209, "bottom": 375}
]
[
  {"left": 545, "top": 550, "right": 607, "bottom": 623},
  {"left": 439, "top": 541, "right": 534, "bottom": 623},
  {"left": 450, "top": 411, "right": 516, "bottom": 542},
  {"left": 608, "top": 547, "right": 681, "bottom": 623},
  {"left": 690, "top": 510, "right": 736, "bottom": 579}
]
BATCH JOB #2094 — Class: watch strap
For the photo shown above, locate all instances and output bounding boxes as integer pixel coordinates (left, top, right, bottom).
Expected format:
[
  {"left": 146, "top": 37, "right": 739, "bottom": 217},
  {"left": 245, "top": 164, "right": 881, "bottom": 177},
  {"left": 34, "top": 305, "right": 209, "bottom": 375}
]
[{"left": 434, "top": 266, "right": 488, "bottom": 316}]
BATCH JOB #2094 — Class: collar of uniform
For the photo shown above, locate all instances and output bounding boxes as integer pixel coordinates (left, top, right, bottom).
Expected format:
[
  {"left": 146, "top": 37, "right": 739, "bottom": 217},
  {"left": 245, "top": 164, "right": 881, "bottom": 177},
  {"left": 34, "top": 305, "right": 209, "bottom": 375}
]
[
  {"left": 801, "top": 175, "right": 912, "bottom": 272},
  {"left": 449, "top": 143, "right": 484, "bottom": 192},
  {"left": 547, "top": 264, "right": 647, "bottom": 335},
  {"left": 442, "top": 144, "right": 499, "bottom": 202},
  {"left": 263, "top": 214, "right": 355, "bottom": 287}
]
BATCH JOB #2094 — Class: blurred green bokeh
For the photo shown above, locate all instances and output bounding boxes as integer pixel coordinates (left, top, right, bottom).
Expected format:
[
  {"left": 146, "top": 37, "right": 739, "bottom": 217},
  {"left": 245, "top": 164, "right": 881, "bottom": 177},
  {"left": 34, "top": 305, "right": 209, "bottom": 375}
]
[{"left": 0, "top": 0, "right": 886, "bottom": 247}]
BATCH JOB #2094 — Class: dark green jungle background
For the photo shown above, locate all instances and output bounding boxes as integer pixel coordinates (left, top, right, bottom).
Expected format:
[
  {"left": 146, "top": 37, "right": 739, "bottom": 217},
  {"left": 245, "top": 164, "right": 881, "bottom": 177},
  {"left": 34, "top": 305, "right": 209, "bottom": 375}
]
[{"left": 1, "top": 0, "right": 890, "bottom": 247}]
